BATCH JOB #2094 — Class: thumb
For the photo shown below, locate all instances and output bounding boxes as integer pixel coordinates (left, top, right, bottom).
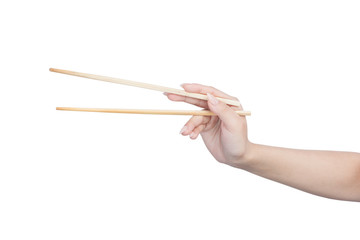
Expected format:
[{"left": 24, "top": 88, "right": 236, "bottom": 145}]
[{"left": 207, "top": 93, "right": 241, "bottom": 132}]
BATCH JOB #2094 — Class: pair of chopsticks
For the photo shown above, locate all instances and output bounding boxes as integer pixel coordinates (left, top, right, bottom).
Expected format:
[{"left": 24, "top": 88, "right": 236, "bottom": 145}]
[{"left": 51, "top": 68, "right": 251, "bottom": 116}]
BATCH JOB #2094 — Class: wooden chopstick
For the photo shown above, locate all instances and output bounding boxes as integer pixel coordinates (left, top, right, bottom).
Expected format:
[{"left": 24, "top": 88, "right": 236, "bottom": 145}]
[
  {"left": 56, "top": 107, "right": 251, "bottom": 116},
  {"left": 50, "top": 68, "right": 241, "bottom": 107}
]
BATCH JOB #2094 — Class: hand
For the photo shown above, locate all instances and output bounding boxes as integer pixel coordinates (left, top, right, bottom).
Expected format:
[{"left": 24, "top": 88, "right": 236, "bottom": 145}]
[
  {"left": 168, "top": 84, "right": 360, "bottom": 201},
  {"left": 165, "top": 84, "right": 251, "bottom": 168}
]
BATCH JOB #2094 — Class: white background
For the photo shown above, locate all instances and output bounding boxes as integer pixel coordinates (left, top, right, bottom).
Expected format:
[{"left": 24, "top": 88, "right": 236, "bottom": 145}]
[{"left": 1, "top": 0, "right": 359, "bottom": 239}]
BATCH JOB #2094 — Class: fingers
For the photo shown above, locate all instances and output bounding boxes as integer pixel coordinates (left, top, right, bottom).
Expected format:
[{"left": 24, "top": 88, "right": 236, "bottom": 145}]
[
  {"left": 165, "top": 92, "right": 208, "bottom": 108},
  {"left": 167, "top": 84, "right": 244, "bottom": 138},
  {"left": 179, "top": 115, "right": 211, "bottom": 139},
  {"left": 164, "top": 83, "right": 240, "bottom": 109},
  {"left": 206, "top": 93, "right": 242, "bottom": 132},
  {"left": 190, "top": 124, "right": 206, "bottom": 139},
  {"left": 181, "top": 83, "right": 238, "bottom": 101}
]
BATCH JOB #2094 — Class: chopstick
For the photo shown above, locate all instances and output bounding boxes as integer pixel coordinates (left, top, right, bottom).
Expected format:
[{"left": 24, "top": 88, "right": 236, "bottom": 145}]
[
  {"left": 56, "top": 107, "right": 251, "bottom": 116},
  {"left": 50, "top": 68, "right": 241, "bottom": 107}
]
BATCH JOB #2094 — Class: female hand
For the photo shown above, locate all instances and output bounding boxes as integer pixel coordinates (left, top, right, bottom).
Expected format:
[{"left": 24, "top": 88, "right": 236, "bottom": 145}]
[
  {"left": 165, "top": 84, "right": 251, "bottom": 168},
  {"left": 167, "top": 84, "right": 360, "bottom": 201}
]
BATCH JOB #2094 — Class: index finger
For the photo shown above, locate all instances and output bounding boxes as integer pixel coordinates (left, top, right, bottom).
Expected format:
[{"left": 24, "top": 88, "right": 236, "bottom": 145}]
[
  {"left": 165, "top": 83, "right": 242, "bottom": 109},
  {"left": 181, "top": 83, "right": 239, "bottom": 101}
]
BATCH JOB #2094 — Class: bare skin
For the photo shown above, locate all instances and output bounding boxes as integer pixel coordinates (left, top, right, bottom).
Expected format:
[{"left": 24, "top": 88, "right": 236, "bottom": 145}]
[{"left": 165, "top": 83, "right": 360, "bottom": 202}]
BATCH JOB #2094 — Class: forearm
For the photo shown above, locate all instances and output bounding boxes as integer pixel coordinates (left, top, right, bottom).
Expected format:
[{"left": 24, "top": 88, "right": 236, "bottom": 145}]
[{"left": 241, "top": 143, "right": 360, "bottom": 201}]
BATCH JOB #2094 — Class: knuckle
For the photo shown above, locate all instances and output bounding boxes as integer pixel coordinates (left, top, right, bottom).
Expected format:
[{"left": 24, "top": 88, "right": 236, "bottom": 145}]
[
  {"left": 208, "top": 86, "right": 216, "bottom": 93},
  {"left": 200, "top": 85, "right": 215, "bottom": 94},
  {"left": 187, "top": 117, "right": 202, "bottom": 130},
  {"left": 186, "top": 123, "right": 195, "bottom": 131}
]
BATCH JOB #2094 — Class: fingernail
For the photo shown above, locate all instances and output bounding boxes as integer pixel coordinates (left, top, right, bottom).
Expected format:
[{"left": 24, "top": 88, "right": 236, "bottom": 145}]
[
  {"left": 163, "top": 92, "right": 168, "bottom": 96},
  {"left": 190, "top": 132, "right": 196, "bottom": 139},
  {"left": 180, "top": 83, "right": 188, "bottom": 88},
  {"left": 207, "top": 93, "right": 218, "bottom": 105},
  {"left": 180, "top": 126, "right": 187, "bottom": 134}
]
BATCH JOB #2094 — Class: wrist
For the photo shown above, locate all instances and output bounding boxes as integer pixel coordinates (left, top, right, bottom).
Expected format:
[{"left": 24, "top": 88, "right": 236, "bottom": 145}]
[{"left": 237, "top": 141, "right": 258, "bottom": 170}]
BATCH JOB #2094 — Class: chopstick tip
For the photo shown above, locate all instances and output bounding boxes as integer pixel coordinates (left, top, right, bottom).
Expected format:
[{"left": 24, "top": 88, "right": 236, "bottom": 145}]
[{"left": 49, "top": 68, "right": 61, "bottom": 73}]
